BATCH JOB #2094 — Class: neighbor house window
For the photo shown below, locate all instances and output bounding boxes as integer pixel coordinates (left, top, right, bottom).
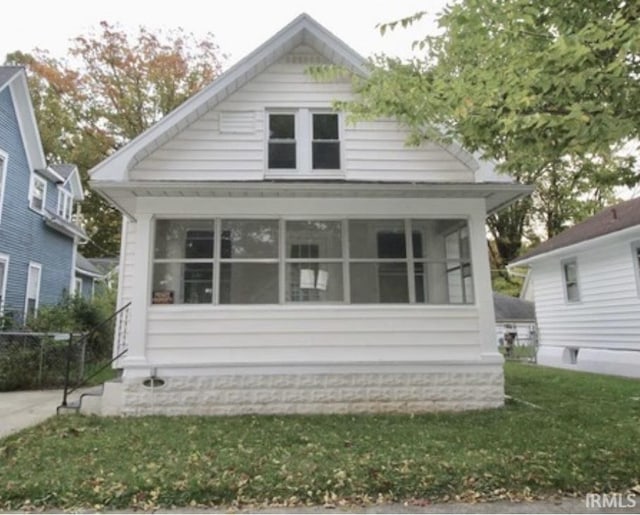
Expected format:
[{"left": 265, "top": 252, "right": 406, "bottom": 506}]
[
  {"left": 57, "top": 188, "right": 73, "bottom": 221},
  {"left": 29, "top": 174, "right": 46, "bottom": 212},
  {"left": 0, "top": 153, "right": 7, "bottom": 223},
  {"left": 151, "top": 218, "right": 473, "bottom": 306},
  {"left": 74, "top": 277, "right": 83, "bottom": 296},
  {"left": 24, "top": 262, "right": 41, "bottom": 319},
  {"left": 633, "top": 243, "right": 640, "bottom": 295},
  {"left": 0, "top": 254, "right": 8, "bottom": 313},
  {"left": 267, "top": 110, "right": 341, "bottom": 173},
  {"left": 562, "top": 259, "right": 580, "bottom": 302}
]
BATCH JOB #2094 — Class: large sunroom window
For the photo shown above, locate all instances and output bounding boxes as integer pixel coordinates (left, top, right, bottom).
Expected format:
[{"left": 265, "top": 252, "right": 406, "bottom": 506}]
[{"left": 151, "top": 218, "right": 474, "bottom": 305}]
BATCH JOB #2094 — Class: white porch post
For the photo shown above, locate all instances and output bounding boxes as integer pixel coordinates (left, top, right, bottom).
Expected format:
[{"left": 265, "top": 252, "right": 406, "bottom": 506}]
[
  {"left": 122, "top": 213, "right": 152, "bottom": 369},
  {"left": 468, "top": 205, "right": 502, "bottom": 360}
]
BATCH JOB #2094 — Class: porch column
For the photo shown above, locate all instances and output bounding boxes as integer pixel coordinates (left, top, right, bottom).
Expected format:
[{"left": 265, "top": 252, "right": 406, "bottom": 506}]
[
  {"left": 468, "top": 207, "right": 501, "bottom": 359},
  {"left": 122, "top": 213, "right": 152, "bottom": 370}
]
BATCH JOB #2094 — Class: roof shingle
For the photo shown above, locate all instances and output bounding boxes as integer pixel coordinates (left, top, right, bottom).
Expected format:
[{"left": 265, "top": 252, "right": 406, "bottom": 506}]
[{"left": 512, "top": 196, "right": 640, "bottom": 264}]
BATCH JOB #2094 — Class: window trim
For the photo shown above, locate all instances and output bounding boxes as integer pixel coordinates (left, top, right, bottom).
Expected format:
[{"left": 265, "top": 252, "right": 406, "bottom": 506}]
[
  {"left": 0, "top": 253, "right": 9, "bottom": 314},
  {"left": 74, "top": 277, "right": 83, "bottom": 296},
  {"left": 29, "top": 173, "right": 47, "bottom": 213},
  {"left": 0, "top": 150, "right": 8, "bottom": 224},
  {"left": 561, "top": 258, "right": 580, "bottom": 303},
  {"left": 265, "top": 109, "right": 344, "bottom": 179},
  {"left": 631, "top": 241, "right": 640, "bottom": 297},
  {"left": 24, "top": 261, "right": 42, "bottom": 319},
  {"left": 57, "top": 187, "right": 73, "bottom": 221},
  {"left": 266, "top": 110, "right": 298, "bottom": 172},
  {"left": 150, "top": 217, "right": 474, "bottom": 307}
]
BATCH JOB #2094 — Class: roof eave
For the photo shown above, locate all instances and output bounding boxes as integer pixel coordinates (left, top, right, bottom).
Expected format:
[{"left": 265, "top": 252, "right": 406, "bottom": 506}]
[{"left": 510, "top": 223, "right": 640, "bottom": 267}]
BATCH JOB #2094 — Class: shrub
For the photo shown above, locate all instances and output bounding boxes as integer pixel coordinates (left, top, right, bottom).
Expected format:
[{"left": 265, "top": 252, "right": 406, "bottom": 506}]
[{"left": 0, "top": 290, "right": 117, "bottom": 391}]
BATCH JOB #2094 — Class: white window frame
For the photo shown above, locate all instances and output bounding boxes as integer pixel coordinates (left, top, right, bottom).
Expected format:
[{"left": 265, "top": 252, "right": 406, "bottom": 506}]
[
  {"left": 150, "top": 217, "right": 474, "bottom": 307},
  {"left": 0, "top": 150, "right": 8, "bottom": 224},
  {"left": 57, "top": 187, "right": 73, "bottom": 221},
  {"left": 24, "top": 261, "right": 42, "bottom": 319},
  {"left": 561, "top": 258, "right": 580, "bottom": 303},
  {"left": 74, "top": 277, "right": 83, "bottom": 296},
  {"left": 265, "top": 109, "right": 344, "bottom": 178},
  {"left": 0, "top": 253, "right": 9, "bottom": 314},
  {"left": 29, "top": 173, "right": 47, "bottom": 213},
  {"left": 632, "top": 241, "right": 640, "bottom": 297}
]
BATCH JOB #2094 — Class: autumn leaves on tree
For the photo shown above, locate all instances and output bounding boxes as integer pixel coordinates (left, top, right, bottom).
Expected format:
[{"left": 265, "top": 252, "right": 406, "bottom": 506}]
[{"left": 5, "top": 22, "right": 225, "bottom": 257}]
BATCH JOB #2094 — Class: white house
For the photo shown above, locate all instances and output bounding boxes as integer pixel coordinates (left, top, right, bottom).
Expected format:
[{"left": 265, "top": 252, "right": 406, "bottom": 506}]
[
  {"left": 88, "top": 14, "right": 531, "bottom": 416},
  {"left": 510, "top": 197, "right": 640, "bottom": 378}
]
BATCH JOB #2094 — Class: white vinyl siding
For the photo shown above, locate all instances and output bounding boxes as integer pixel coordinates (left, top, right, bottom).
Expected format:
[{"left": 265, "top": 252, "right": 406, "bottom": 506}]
[
  {"left": 532, "top": 235, "right": 640, "bottom": 351},
  {"left": 0, "top": 151, "right": 7, "bottom": 223},
  {"left": 145, "top": 306, "right": 482, "bottom": 365},
  {"left": 130, "top": 45, "right": 474, "bottom": 183}
]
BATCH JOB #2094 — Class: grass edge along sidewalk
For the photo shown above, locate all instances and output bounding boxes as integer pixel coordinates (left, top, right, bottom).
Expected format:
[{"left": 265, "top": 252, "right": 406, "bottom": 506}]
[{"left": 1, "top": 363, "right": 639, "bottom": 512}]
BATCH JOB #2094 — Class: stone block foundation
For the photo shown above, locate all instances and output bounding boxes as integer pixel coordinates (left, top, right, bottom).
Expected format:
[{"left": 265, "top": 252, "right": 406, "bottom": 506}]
[{"left": 117, "top": 364, "right": 504, "bottom": 416}]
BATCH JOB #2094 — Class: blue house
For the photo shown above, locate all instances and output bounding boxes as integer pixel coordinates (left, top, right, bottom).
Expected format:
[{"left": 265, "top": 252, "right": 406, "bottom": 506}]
[
  {"left": 0, "top": 66, "right": 86, "bottom": 323},
  {"left": 74, "top": 253, "right": 106, "bottom": 299}
]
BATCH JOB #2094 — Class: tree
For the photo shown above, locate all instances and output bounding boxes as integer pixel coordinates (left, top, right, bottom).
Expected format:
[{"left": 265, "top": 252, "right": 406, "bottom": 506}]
[
  {"left": 5, "top": 22, "right": 225, "bottom": 256},
  {"left": 341, "top": 0, "right": 640, "bottom": 275}
]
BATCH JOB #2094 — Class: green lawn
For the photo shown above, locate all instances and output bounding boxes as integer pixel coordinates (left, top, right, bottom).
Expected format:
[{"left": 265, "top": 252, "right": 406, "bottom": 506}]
[{"left": 1, "top": 363, "right": 639, "bottom": 511}]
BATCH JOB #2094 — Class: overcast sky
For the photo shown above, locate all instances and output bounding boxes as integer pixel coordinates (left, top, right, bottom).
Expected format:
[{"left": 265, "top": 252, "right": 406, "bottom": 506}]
[{"left": 1, "top": 0, "right": 451, "bottom": 67}]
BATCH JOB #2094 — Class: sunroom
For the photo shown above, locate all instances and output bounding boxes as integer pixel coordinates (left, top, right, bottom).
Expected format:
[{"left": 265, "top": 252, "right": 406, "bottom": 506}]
[{"left": 150, "top": 217, "right": 473, "bottom": 307}]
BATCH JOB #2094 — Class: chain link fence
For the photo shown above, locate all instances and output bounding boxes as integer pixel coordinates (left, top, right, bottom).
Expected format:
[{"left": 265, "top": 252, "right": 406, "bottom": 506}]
[
  {"left": 0, "top": 306, "right": 120, "bottom": 392},
  {"left": 497, "top": 322, "right": 539, "bottom": 363}
]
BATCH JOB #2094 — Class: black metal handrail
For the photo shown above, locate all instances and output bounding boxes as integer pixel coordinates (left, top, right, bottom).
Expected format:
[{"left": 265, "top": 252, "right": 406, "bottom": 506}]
[{"left": 60, "top": 302, "right": 132, "bottom": 408}]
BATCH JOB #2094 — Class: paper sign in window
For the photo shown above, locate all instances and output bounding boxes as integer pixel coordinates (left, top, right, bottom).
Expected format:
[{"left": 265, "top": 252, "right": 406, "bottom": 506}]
[
  {"left": 316, "top": 270, "right": 328, "bottom": 290},
  {"left": 300, "top": 269, "right": 315, "bottom": 289}
]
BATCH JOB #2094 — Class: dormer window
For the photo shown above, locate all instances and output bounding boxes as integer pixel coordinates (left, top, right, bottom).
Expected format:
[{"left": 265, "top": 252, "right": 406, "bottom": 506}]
[
  {"left": 266, "top": 110, "right": 342, "bottom": 175},
  {"left": 29, "top": 174, "right": 46, "bottom": 212},
  {"left": 57, "top": 188, "right": 73, "bottom": 221}
]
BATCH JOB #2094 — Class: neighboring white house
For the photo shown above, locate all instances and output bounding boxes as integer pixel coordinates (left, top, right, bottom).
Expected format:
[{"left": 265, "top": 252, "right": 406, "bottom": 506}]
[
  {"left": 493, "top": 292, "right": 536, "bottom": 349},
  {"left": 510, "top": 196, "right": 640, "bottom": 378},
  {"left": 88, "top": 14, "right": 531, "bottom": 416}
]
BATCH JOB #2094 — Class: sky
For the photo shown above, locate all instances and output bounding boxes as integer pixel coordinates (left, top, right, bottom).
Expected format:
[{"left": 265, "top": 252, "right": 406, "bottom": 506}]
[{"left": 1, "top": 0, "right": 451, "bottom": 67}]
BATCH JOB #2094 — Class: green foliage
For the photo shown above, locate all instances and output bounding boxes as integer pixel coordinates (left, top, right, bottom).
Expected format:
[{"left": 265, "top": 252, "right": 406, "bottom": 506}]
[
  {"left": 1, "top": 364, "right": 639, "bottom": 510},
  {"left": 0, "top": 335, "right": 70, "bottom": 391},
  {"left": 491, "top": 273, "right": 523, "bottom": 297},
  {"left": 0, "top": 291, "right": 117, "bottom": 391},
  {"left": 343, "top": 0, "right": 640, "bottom": 265},
  {"left": 4, "top": 23, "right": 225, "bottom": 256}
]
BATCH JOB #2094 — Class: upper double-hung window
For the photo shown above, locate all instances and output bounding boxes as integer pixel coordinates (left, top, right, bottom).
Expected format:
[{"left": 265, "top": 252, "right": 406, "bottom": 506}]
[{"left": 267, "top": 110, "right": 341, "bottom": 173}]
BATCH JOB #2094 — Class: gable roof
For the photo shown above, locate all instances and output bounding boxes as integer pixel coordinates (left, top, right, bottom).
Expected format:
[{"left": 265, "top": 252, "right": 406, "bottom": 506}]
[
  {"left": 51, "top": 163, "right": 84, "bottom": 200},
  {"left": 512, "top": 196, "right": 640, "bottom": 265},
  {"left": 0, "top": 66, "right": 22, "bottom": 89},
  {"left": 0, "top": 66, "right": 47, "bottom": 171},
  {"left": 75, "top": 253, "right": 102, "bottom": 277},
  {"left": 493, "top": 292, "right": 536, "bottom": 322},
  {"left": 89, "top": 14, "right": 369, "bottom": 182},
  {"left": 89, "top": 13, "right": 489, "bottom": 184}
]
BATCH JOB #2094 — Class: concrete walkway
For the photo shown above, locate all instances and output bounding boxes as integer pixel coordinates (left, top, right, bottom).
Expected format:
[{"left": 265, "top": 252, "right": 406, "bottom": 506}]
[{"left": 0, "top": 389, "right": 62, "bottom": 438}]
